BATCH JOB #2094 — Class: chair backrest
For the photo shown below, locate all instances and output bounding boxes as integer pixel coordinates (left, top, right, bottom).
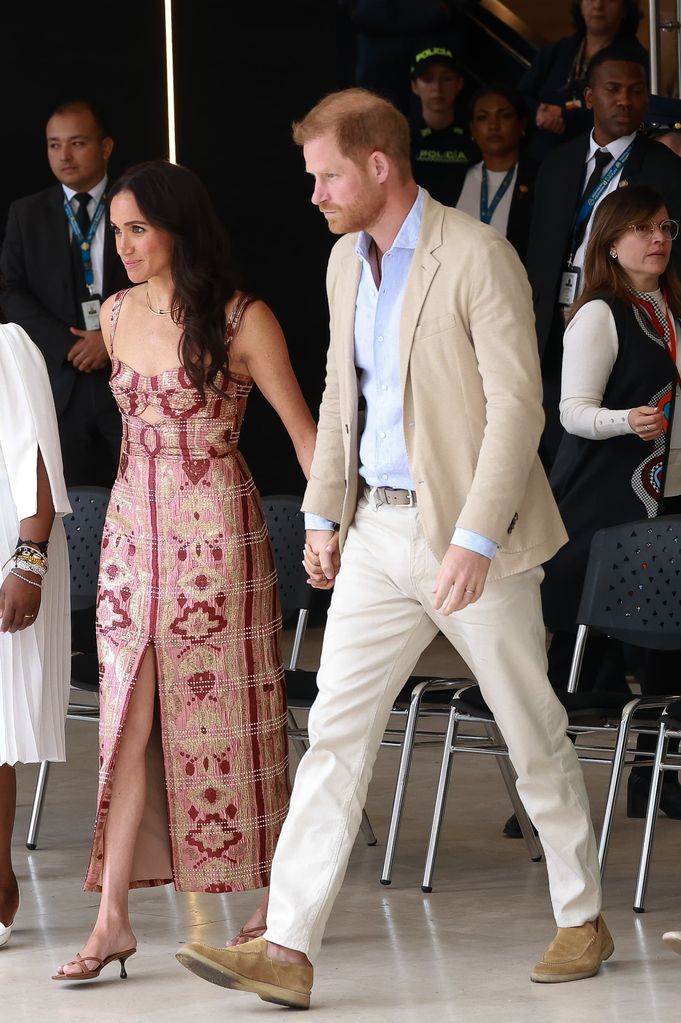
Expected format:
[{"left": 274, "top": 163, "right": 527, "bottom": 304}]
[
  {"left": 577, "top": 514, "right": 681, "bottom": 650},
  {"left": 262, "top": 494, "right": 311, "bottom": 625},
  {"left": 63, "top": 486, "right": 111, "bottom": 611}
]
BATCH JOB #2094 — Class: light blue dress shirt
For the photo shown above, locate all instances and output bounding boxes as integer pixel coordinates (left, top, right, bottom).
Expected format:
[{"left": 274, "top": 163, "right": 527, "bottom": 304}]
[{"left": 306, "top": 187, "right": 496, "bottom": 561}]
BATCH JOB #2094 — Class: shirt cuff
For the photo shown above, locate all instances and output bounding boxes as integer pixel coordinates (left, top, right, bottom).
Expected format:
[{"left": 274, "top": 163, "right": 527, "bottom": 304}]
[
  {"left": 304, "top": 513, "right": 338, "bottom": 532},
  {"left": 450, "top": 527, "right": 497, "bottom": 560}
]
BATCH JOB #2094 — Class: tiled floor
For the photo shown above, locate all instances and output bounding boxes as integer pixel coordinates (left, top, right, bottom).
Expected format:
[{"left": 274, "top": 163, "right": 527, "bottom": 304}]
[{"left": 2, "top": 632, "right": 680, "bottom": 1022}]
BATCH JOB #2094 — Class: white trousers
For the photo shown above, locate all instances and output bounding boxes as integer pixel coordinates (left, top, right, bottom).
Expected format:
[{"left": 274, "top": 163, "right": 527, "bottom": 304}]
[{"left": 265, "top": 497, "right": 602, "bottom": 961}]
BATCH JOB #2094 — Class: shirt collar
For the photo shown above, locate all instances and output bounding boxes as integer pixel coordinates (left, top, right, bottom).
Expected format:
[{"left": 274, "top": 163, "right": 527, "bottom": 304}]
[
  {"left": 355, "top": 187, "right": 426, "bottom": 262},
  {"left": 62, "top": 175, "right": 108, "bottom": 204},
  {"left": 587, "top": 130, "right": 637, "bottom": 162}
]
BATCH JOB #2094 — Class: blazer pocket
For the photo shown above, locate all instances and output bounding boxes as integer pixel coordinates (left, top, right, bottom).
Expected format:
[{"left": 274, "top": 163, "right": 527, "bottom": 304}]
[{"left": 413, "top": 313, "right": 457, "bottom": 341}]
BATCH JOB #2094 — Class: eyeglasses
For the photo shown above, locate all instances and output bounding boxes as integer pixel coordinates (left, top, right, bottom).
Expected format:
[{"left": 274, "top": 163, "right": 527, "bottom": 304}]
[{"left": 627, "top": 219, "right": 679, "bottom": 240}]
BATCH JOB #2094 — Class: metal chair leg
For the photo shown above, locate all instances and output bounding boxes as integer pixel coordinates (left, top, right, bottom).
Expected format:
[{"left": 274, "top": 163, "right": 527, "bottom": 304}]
[
  {"left": 380, "top": 686, "right": 425, "bottom": 884},
  {"left": 634, "top": 721, "right": 667, "bottom": 912},
  {"left": 488, "top": 723, "right": 542, "bottom": 862},
  {"left": 598, "top": 697, "right": 639, "bottom": 875},
  {"left": 422, "top": 707, "right": 460, "bottom": 893},
  {"left": 26, "top": 761, "right": 51, "bottom": 850}
]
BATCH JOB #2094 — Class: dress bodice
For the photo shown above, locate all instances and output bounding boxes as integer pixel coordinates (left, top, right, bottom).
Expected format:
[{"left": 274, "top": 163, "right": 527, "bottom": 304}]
[{"left": 108, "top": 290, "right": 254, "bottom": 460}]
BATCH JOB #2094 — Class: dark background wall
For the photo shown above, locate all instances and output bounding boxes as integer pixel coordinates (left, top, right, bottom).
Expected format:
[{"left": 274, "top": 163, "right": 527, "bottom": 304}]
[{"left": 1, "top": 0, "right": 347, "bottom": 498}]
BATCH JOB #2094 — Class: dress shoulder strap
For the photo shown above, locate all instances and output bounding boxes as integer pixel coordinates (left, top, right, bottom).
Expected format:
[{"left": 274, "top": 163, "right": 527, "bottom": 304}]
[
  {"left": 109, "top": 288, "right": 131, "bottom": 352},
  {"left": 225, "top": 293, "right": 255, "bottom": 345}
]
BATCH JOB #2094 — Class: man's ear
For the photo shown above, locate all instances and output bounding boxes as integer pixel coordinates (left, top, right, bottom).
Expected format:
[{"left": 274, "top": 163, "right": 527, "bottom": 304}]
[
  {"left": 102, "top": 136, "right": 114, "bottom": 161},
  {"left": 370, "top": 151, "right": 390, "bottom": 183},
  {"left": 584, "top": 86, "right": 594, "bottom": 112}
]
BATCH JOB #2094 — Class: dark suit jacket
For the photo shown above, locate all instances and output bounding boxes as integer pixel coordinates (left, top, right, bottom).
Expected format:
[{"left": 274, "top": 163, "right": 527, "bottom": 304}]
[
  {"left": 0, "top": 183, "right": 129, "bottom": 414},
  {"left": 527, "top": 132, "right": 681, "bottom": 363},
  {"left": 449, "top": 153, "right": 537, "bottom": 264}
]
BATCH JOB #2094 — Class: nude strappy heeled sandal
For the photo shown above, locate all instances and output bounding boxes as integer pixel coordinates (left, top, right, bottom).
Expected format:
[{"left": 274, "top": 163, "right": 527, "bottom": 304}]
[{"left": 52, "top": 947, "right": 137, "bottom": 981}]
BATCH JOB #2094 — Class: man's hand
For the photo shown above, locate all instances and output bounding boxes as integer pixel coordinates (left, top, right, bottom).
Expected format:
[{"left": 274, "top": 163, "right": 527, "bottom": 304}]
[
  {"left": 536, "top": 103, "right": 565, "bottom": 134},
  {"left": 432, "top": 545, "right": 491, "bottom": 616},
  {"left": 303, "top": 529, "right": 340, "bottom": 590},
  {"left": 67, "top": 328, "right": 110, "bottom": 372}
]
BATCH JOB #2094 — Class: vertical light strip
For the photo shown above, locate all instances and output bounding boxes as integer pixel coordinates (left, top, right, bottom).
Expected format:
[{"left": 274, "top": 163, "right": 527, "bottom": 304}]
[
  {"left": 649, "top": 0, "right": 661, "bottom": 93},
  {"left": 164, "top": 0, "right": 177, "bottom": 162}
]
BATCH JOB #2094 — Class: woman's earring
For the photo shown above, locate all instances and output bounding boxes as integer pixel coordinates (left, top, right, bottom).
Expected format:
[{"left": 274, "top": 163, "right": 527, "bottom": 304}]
[{"left": 609, "top": 248, "right": 618, "bottom": 259}]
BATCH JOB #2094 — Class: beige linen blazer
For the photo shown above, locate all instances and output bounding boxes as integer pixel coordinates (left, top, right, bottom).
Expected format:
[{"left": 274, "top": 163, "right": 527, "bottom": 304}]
[{"left": 302, "top": 193, "right": 567, "bottom": 581}]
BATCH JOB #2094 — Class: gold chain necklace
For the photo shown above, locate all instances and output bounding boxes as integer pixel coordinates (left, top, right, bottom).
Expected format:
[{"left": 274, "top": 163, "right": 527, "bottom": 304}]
[{"left": 145, "top": 286, "right": 170, "bottom": 315}]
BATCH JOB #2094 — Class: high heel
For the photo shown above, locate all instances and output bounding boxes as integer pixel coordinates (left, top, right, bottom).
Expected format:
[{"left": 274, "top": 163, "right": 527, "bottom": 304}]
[
  {"left": 0, "top": 885, "right": 20, "bottom": 949},
  {"left": 52, "top": 947, "right": 137, "bottom": 981},
  {"left": 627, "top": 773, "right": 681, "bottom": 820}
]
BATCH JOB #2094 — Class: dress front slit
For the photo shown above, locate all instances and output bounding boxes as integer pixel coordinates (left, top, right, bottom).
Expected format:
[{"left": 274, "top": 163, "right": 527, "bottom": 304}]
[{"left": 84, "top": 290, "right": 290, "bottom": 893}]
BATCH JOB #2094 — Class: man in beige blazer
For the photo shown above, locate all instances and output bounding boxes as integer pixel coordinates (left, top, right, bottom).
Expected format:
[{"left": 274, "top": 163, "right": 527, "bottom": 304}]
[{"left": 176, "top": 89, "right": 612, "bottom": 1007}]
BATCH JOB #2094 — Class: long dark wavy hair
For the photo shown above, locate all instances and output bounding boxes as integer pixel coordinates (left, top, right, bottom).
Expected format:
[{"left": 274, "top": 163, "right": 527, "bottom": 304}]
[
  {"left": 571, "top": 0, "right": 642, "bottom": 38},
  {"left": 568, "top": 185, "right": 681, "bottom": 321},
  {"left": 109, "top": 160, "right": 239, "bottom": 398}
]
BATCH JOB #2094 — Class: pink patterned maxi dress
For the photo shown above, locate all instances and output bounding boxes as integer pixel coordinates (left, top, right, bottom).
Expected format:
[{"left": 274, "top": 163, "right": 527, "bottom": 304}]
[{"left": 84, "top": 291, "right": 290, "bottom": 893}]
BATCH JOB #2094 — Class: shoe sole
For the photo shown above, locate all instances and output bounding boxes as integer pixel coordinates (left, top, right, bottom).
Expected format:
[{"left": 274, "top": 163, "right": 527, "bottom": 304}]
[
  {"left": 663, "top": 934, "right": 681, "bottom": 957},
  {"left": 530, "top": 938, "right": 615, "bottom": 984},
  {"left": 175, "top": 948, "right": 310, "bottom": 1009}
]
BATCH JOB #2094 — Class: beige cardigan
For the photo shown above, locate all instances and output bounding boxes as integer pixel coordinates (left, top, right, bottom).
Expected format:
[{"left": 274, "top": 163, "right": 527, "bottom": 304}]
[{"left": 302, "top": 194, "right": 567, "bottom": 581}]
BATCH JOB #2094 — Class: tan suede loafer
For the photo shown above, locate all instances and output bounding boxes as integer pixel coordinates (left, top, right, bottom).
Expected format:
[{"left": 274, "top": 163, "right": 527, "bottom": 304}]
[
  {"left": 662, "top": 931, "right": 681, "bottom": 956},
  {"left": 175, "top": 936, "right": 312, "bottom": 1009},
  {"left": 531, "top": 915, "right": 614, "bottom": 983}
]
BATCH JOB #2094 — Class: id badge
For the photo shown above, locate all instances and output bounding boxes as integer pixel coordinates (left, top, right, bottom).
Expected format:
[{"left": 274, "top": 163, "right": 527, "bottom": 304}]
[
  {"left": 558, "top": 268, "right": 580, "bottom": 307},
  {"left": 81, "top": 297, "right": 101, "bottom": 331}
]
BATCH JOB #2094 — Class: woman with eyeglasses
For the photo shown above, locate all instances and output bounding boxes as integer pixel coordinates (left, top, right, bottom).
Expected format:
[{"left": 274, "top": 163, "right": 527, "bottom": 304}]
[{"left": 541, "top": 184, "right": 681, "bottom": 823}]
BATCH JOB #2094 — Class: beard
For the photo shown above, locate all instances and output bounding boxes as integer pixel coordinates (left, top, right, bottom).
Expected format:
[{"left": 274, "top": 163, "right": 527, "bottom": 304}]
[{"left": 320, "top": 186, "right": 386, "bottom": 235}]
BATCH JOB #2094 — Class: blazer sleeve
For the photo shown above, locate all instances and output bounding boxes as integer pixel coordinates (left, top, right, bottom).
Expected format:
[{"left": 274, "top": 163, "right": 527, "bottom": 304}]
[
  {"left": 454, "top": 235, "right": 545, "bottom": 543},
  {"left": 0, "top": 323, "right": 71, "bottom": 521},
  {"left": 300, "top": 246, "right": 348, "bottom": 523},
  {"left": 0, "top": 202, "right": 76, "bottom": 376}
]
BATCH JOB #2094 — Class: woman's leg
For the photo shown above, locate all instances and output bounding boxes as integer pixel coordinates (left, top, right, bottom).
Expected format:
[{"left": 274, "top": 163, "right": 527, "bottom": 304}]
[
  {"left": 58, "top": 648, "right": 157, "bottom": 974},
  {"left": 228, "top": 889, "right": 269, "bottom": 946},
  {"left": 0, "top": 764, "right": 19, "bottom": 925}
]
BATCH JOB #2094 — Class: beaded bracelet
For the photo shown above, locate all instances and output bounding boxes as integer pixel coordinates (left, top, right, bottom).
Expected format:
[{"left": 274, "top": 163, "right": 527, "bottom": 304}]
[
  {"left": 18, "top": 537, "right": 49, "bottom": 554},
  {"left": 15, "top": 557, "right": 47, "bottom": 579},
  {"left": 10, "top": 569, "right": 42, "bottom": 589}
]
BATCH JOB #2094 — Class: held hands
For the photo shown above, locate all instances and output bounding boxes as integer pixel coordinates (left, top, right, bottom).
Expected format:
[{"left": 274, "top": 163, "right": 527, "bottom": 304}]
[
  {"left": 67, "top": 328, "right": 110, "bottom": 372},
  {"left": 432, "top": 545, "right": 491, "bottom": 616},
  {"left": 536, "top": 103, "right": 565, "bottom": 134},
  {"left": 0, "top": 572, "right": 41, "bottom": 633},
  {"left": 303, "top": 529, "right": 341, "bottom": 590},
  {"left": 628, "top": 405, "right": 665, "bottom": 441}
]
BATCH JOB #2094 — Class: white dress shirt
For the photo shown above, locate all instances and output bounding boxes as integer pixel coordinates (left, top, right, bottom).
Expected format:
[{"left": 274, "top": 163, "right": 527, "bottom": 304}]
[
  {"left": 572, "top": 131, "right": 637, "bottom": 274},
  {"left": 61, "top": 175, "right": 108, "bottom": 299},
  {"left": 455, "top": 161, "right": 517, "bottom": 238},
  {"left": 306, "top": 187, "right": 497, "bottom": 559}
]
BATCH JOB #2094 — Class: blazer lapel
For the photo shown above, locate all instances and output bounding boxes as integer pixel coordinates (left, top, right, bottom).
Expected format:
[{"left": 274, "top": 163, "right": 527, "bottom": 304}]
[
  {"left": 335, "top": 249, "right": 361, "bottom": 432},
  {"left": 46, "top": 186, "right": 78, "bottom": 317},
  {"left": 399, "top": 196, "right": 442, "bottom": 397}
]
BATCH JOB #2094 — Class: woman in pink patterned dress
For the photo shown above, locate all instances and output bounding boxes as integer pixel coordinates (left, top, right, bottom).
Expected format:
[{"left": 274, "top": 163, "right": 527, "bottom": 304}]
[{"left": 54, "top": 161, "right": 316, "bottom": 981}]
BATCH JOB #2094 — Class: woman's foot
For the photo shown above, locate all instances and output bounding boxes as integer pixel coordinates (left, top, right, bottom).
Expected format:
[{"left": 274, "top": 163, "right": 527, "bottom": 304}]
[
  {"left": 226, "top": 904, "right": 267, "bottom": 947},
  {"left": 0, "top": 873, "right": 20, "bottom": 930},
  {"left": 55, "top": 924, "right": 137, "bottom": 977}
]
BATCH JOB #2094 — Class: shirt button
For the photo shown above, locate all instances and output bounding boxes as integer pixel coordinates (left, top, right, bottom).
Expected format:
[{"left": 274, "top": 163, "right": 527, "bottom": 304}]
[
  {"left": 379, "top": 431, "right": 386, "bottom": 438},
  {"left": 377, "top": 335, "right": 384, "bottom": 342},
  {"left": 382, "top": 474, "right": 388, "bottom": 480},
  {"left": 408, "top": 421, "right": 415, "bottom": 427},
  {"left": 381, "top": 384, "right": 388, "bottom": 391}
]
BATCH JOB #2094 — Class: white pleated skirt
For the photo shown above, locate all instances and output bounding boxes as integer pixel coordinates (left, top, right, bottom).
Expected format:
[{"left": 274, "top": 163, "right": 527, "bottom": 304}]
[{"left": 0, "top": 469, "right": 70, "bottom": 766}]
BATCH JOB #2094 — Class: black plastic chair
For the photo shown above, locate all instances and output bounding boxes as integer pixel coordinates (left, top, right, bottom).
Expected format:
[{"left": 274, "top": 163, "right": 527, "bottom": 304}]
[
  {"left": 421, "top": 515, "right": 681, "bottom": 894},
  {"left": 261, "top": 494, "right": 470, "bottom": 858},
  {"left": 26, "top": 486, "right": 110, "bottom": 849}
]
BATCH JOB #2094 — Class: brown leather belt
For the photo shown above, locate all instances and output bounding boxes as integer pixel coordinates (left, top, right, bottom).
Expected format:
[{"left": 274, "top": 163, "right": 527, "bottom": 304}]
[{"left": 367, "top": 485, "right": 417, "bottom": 507}]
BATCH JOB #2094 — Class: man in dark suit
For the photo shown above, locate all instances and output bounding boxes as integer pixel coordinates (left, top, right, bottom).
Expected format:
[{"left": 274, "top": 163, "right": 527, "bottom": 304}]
[
  {"left": 527, "top": 43, "right": 681, "bottom": 467},
  {"left": 1, "top": 99, "right": 129, "bottom": 486}
]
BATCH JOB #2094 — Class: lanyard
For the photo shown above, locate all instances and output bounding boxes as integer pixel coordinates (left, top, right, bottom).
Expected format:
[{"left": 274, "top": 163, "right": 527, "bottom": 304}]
[
  {"left": 635, "top": 290, "right": 681, "bottom": 389},
  {"left": 569, "top": 141, "right": 634, "bottom": 263},
  {"left": 63, "top": 195, "right": 106, "bottom": 293},
  {"left": 480, "top": 164, "right": 516, "bottom": 225}
]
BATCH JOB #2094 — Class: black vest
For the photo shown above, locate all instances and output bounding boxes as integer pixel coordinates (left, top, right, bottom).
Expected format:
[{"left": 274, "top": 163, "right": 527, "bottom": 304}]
[{"left": 542, "top": 294, "right": 677, "bottom": 630}]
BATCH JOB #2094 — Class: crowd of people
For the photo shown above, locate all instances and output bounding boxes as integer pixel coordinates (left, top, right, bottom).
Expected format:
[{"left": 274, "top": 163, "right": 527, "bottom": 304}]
[{"left": 1, "top": 0, "right": 681, "bottom": 1008}]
